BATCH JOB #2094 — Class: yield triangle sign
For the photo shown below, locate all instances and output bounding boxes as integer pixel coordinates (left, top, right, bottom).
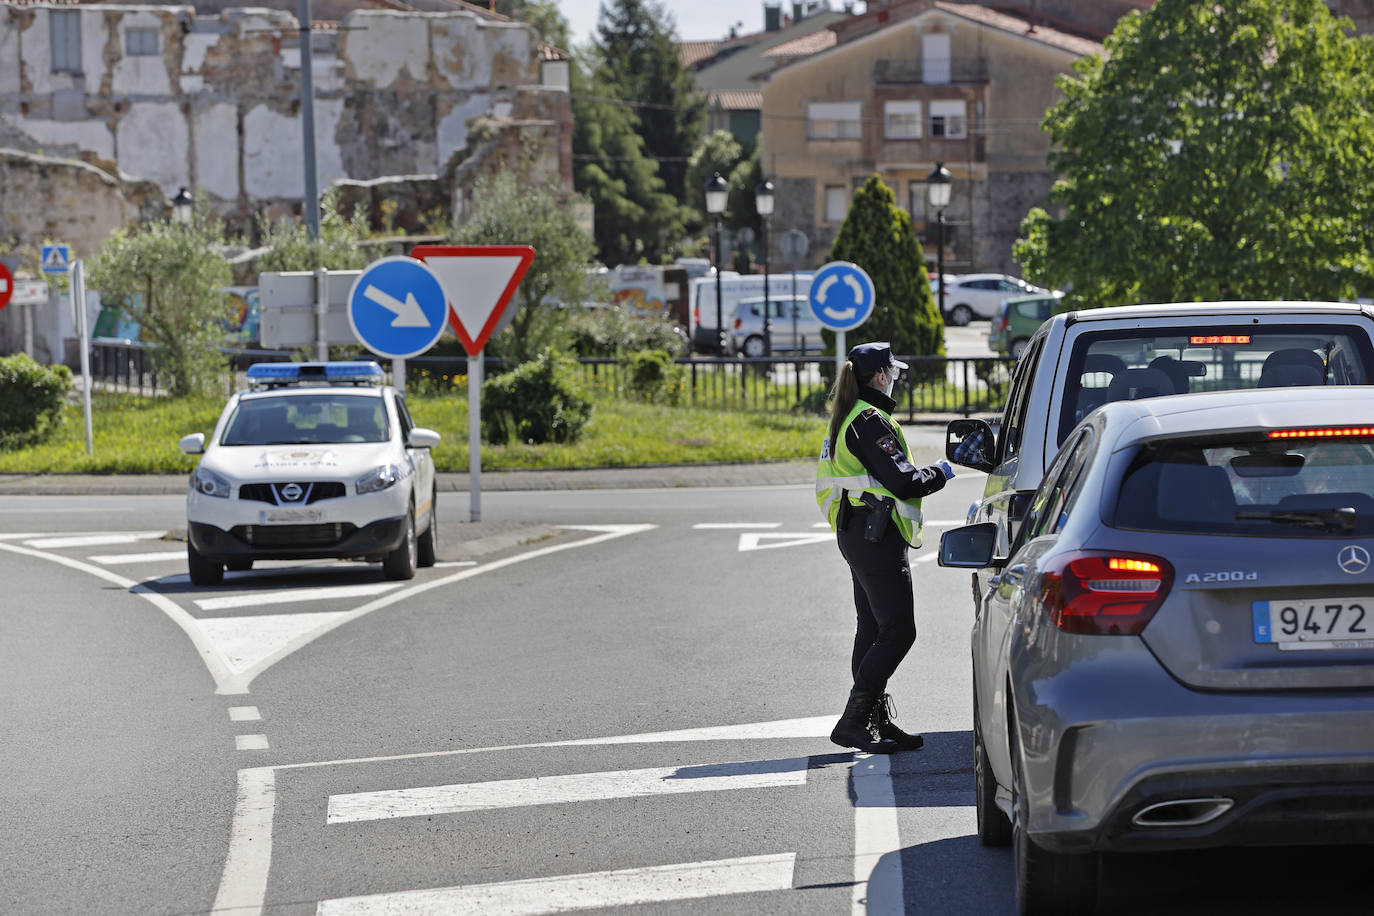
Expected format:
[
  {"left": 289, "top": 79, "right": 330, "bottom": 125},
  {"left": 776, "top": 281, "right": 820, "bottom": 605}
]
[{"left": 411, "top": 244, "right": 535, "bottom": 356}]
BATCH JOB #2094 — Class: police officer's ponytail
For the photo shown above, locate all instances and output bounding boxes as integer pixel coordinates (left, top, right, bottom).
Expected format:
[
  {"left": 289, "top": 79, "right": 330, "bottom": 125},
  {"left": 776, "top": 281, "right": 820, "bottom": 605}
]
[{"left": 827, "top": 360, "right": 870, "bottom": 449}]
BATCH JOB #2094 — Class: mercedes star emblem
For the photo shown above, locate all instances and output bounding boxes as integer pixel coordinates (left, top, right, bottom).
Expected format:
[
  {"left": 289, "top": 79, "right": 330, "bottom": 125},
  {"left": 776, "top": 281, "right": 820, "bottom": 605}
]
[
  {"left": 280, "top": 483, "right": 304, "bottom": 502},
  {"left": 1338, "top": 545, "right": 1370, "bottom": 575}
]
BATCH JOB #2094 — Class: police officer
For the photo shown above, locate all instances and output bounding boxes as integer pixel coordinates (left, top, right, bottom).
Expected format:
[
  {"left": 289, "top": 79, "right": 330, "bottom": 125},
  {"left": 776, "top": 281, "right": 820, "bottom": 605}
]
[{"left": 816, "top": 342, "right": 954, "bottom": 753}]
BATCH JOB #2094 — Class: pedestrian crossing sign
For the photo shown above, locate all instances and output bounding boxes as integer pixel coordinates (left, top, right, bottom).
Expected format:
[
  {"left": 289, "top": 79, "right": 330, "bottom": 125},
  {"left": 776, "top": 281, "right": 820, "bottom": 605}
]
[{"left": 41, "top": 245, "right": 71, "bottom": 274}]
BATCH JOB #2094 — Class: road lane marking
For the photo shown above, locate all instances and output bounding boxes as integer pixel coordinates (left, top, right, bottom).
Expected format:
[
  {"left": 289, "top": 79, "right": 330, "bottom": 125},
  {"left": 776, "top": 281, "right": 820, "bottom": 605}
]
[
  {"left": 739, "top": 532, "right": 833, "bottom": 551},
  {"left": 851, "top": 754, "right": 904, "bottom": 916},
  {"left": 229, "top": 706, "right": 261, "bottom": 722},
  {"left": 24, "top": 531, "right": 166, "bottom": 548},
  {"left": 432, "top": 560, "right": 478, "bottom": 568},
  {"left": 236, "top": 735, "right": 269, "bottom": 751},
  {"left": 315, "top": 853, "right": 797, "bottom": 916},
  {"left": 914, "top": 552, "right": 940, "bottom": 563},
  {"left": 327, "top": 757, "right": 812, "bottom": 824},
  {"left": 194, "top": 582, "right": 402, "bottom": 611},
  {"left": 693, "top": 522, "right": 781, "bottom": 529},
  {"left": 89, "top": 550, "right": 188, "bottom": 565},
  {"left": 198, "top": 612, "right": 353, "bottom": 674}
]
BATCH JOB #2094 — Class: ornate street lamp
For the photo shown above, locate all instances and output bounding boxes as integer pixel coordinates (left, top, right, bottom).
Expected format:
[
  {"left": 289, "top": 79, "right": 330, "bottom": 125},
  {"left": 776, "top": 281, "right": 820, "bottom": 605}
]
[
  {"left": 755, "top": 179, "right": 775, "bottom": 356},
  {"left": 925, "top": 162, "right": 952, "bottom": 318},
  {"left": 171, "top": 187, "right": 194, "bottom": 224},
  {"left": 705, "top": 172, "right": 729, "bottom": 354}
]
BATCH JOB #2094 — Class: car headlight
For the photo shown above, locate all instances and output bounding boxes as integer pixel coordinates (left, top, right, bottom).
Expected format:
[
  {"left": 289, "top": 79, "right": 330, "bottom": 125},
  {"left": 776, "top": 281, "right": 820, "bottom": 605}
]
[
  {"left": 356, "top": 464, "right": 400, "bottom": 495},
  {"left": 191, "top": 466, "right": 231, "bottom": 498}
]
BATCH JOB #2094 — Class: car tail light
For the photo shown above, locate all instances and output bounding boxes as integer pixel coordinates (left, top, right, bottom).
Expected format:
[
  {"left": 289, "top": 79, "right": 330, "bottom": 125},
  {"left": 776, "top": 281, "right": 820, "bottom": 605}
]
[
  {"left": 694, "top": 305, "right": 699, "bottom": 324},
  {"left": 1039, "top": 552, "right": 1173, "bottom": 635},
  {"left": 997, "top": 315, "right": 1009, "bottom": 332},
  {"left": 1268, "top": 426, "right": 1374, "bottom": 439},
  {"left": 734, "top": 317, "right": 742, "bottom": 329}
]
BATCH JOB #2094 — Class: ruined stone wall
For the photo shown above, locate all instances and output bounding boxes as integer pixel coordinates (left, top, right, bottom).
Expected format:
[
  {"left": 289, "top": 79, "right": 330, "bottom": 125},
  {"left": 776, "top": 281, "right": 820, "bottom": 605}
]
[
  {"left": 0, "top": 148, "right": 134, "bottom": 258},
  {"left": 0, "top": 4, "right": 571, "bottom": 243}
]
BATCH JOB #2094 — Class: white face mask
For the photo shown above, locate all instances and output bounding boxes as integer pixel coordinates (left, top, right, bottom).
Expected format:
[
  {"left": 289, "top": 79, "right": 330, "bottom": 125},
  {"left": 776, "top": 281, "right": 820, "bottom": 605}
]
[{"left": 880, "top": 370, "right": 896, "bottom": 397}]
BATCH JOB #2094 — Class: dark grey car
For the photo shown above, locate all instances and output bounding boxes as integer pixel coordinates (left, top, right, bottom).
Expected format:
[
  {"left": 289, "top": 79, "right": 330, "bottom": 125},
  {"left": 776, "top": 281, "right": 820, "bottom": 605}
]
[{"left": 941, "top": 386, "right": 1374, "bottom": 915}]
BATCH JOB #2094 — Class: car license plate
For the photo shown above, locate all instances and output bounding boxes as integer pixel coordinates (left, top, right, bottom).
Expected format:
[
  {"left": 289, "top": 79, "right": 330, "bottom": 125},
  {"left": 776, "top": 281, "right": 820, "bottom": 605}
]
[
  {"left": 1253, "top": 599, "right": 1374, "bottom": 651},
  {"left": 259, "top": 508, "right": 324, "bottom": 524}
]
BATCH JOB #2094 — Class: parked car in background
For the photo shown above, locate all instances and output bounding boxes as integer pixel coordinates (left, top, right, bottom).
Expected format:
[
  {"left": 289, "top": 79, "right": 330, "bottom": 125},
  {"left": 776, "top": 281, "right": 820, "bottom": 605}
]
[
  {"left": 988, "top": 292, "right": 1062, "bottom": 358},
  {"left": 938, "top": 274, "right": 1050, "bottom": 326},
  {"left": 942, "top": 386, "right": 1374, "bottom": 914},
  {"left": 691, "top": 272, "right": 810, "bottom": 354},
  {"left": 728, "top": 295, "right": 822, "bottom": 357},
  {"left": 179, "top": 361, "right": 440, "bottom": 586}
]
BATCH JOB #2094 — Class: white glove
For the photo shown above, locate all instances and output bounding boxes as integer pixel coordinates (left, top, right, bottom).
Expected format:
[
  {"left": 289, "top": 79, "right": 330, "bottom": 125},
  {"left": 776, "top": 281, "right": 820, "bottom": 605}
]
[{"left": 936, "top": 459, "right": 956, "bottom": 480}]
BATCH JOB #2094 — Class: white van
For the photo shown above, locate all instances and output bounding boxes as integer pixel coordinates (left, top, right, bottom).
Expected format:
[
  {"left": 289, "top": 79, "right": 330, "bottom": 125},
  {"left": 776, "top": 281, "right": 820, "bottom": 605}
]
[{"left": 691, "top": 272, "right": 813, "bottom": 354}]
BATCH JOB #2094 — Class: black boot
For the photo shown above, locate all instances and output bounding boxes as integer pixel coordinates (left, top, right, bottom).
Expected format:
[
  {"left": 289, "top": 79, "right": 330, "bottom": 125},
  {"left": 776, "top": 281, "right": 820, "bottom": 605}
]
[
  {"left": 829, "top": 688, "right": 899, "bottom": 754},
  {"left": 872, "top": 693, "right": 923, "bottom": 751}
]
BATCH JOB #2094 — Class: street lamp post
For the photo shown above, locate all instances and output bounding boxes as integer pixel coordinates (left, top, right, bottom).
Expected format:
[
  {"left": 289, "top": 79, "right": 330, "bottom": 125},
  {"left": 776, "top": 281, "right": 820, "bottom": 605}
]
[
  {"left": 925, "top": 162, "right": 952, "bottom": 319},
  {"left": 171, "top": 187, "right": 194, "bottom": 224},
  {"left": 705, "top": 172, "right": 729, "bottom": 355},
  {"left": 755, "top": 179, "right": 774, "bottom": 356}
]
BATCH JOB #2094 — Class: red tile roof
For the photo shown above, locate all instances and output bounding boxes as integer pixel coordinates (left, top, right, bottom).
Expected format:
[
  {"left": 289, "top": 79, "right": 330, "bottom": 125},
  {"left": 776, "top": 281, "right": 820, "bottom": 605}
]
[
  {"left": 709, "top": 90, "right": 763, "bottom": 111},
  {"left": 932, "top": 2, "right": 1102, "bottom": 57},
  {"left": 680, "top": 40, "right": 724, "bottom": 68},
  {"left": 762, "top": 29, "right": 838, "bottom": 58}
]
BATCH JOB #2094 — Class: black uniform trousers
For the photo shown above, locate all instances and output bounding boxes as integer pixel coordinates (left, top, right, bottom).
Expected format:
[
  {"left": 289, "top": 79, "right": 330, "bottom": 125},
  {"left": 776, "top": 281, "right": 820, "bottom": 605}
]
[{"left": 836, "top": 510, "right": 916, "bottom": 695}]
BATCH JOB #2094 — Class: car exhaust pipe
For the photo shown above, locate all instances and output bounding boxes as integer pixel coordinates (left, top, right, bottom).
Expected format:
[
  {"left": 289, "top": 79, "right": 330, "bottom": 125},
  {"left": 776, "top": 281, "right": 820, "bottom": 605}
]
[{"left": 1131, "top": 797, "right": 1234, "bottom": 828}]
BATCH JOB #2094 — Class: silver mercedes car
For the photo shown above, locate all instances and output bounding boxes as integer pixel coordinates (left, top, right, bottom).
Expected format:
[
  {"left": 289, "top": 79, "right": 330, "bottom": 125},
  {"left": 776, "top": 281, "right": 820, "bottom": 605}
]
[{"left": 941, "top": 386, "right": 1374, "bottom": 915}]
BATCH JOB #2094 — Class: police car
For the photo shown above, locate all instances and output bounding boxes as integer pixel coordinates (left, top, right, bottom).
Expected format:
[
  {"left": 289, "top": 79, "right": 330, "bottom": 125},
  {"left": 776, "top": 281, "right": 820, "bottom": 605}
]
[{"left": 178, "top": 361, "right": 440, "bottom": 586}]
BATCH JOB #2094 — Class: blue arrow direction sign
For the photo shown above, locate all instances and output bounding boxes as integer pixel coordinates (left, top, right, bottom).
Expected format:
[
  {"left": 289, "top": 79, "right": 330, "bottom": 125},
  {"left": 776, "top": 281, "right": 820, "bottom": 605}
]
[
  {"left": 347, "top": 257, "right": 448, "bottom": 359},
  {"left": 808, "top": 261, "right": 876, "bottom": 332},
  {"left": 41, "top": 245, "right": 71, "bottom": 274}
]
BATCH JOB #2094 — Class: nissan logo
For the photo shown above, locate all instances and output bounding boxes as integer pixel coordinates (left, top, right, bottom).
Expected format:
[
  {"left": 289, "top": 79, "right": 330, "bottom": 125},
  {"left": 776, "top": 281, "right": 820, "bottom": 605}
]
[
  {"left": 279, "top": 483, "right": 304, "bottom": 503},
  {"left": 1338, "top": 545, "right": 1370, "bottom": 575}
]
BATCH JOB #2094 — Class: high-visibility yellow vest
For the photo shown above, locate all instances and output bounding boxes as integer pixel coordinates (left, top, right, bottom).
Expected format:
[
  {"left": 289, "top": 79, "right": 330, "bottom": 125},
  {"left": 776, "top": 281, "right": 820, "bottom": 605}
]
[{"left": 816, "top": 400, "right": 924, "bottom": 547}]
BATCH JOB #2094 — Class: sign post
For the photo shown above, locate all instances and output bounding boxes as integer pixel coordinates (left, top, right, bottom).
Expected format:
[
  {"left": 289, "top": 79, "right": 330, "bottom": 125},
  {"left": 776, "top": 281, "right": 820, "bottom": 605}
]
[
  {"left": 70, "top": 260, "right": 94, "bottom": 454},
  {"left": 411, "top": 245, "right": 535, "bottom": 523},
  {"left": 807, "top": 261, "right": 877, "bottom": 375}
]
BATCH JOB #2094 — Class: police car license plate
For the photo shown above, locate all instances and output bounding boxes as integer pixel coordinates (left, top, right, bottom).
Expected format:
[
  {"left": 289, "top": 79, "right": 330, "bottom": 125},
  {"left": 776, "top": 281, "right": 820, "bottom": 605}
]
[
  {"left": 259, "top": 508, "right": 324, "bottom": 524},
  {"left": 1252, "top": 598, "right": 1374, "bottom": 651}
]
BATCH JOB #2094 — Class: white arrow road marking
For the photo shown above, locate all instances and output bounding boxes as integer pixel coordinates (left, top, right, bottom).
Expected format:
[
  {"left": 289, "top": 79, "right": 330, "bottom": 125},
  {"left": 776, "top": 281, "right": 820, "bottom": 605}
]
[
  {"left": 24, "top": 531, "right": 166, "bottom": 549},
  {"left": 1, "top": 524, "right": 656, "bottom": 697},
  {"left": 739, "top": 531, "right": 833, "bottom": 551},
  {"left": 362, "top": 284, "right": 430, "bottom": 327},
  {"left": 327, "top": 756, "right": 812, "bottom": 824},
  {"left": 316, "top": 853, "right": 797, "bottom": 916},
  {"left": 194, "top": 582, "right": 401, "bottom": 612},
  {"left": 89, "top": 549, "right": 188, "bottom": 565},
  {"left": 693, "top": 522, "right": 781, "bottom": 529}
]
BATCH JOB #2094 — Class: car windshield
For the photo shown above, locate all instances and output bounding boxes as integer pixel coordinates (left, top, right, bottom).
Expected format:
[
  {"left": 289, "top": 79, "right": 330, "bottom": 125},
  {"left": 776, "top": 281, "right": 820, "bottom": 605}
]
[
  {"left": 221, "top": 394, "right": 389, "bottom": 445},
  {"left": 1059, "top": 324, "right": 1374, "bottom": 444},
  {"left": 1114, "top": 434, "right": 1374, "bottom": 537}
]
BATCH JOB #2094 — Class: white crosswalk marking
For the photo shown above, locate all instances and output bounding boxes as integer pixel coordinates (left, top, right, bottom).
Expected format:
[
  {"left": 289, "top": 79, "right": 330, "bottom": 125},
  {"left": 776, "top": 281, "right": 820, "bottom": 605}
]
[
  {"left": 692, "top": 522, "right": 781, "bottom": 529},
  {"left": 89, "top": 550, "right": 187, "bottom": 565},
  {"left": 315, "top": 853, "right": 797, "bottom": 916},
  {"left": 24, "top": 531, "right": 167, "bottom": 549},
  {"left": 327, "top": 756, "right": 812, "bottom": 824},
  {"left": 194, "top": 582, "right": 401, "bottom": 611}
]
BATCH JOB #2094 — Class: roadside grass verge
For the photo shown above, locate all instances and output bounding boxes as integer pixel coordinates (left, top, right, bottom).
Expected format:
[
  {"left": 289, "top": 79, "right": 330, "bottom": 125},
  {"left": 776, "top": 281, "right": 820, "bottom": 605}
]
[{"left": 0, "top": 391, "right": 824, "bottom": 474}]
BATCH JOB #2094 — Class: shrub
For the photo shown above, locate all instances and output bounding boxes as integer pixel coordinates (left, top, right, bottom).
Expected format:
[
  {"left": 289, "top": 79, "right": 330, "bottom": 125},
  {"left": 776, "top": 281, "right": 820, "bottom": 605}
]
[
  {"left": 481, "top": 350, "right": 592, "bottom": 445},
  {"left": 624, "top": 349, "right": 685, "bottom": 404},
  {"left": 565, "top": 306, "right": 686, "bottom": 357},
  {"left": 0, "top": 354, "right": 72, "bottom": 449}
]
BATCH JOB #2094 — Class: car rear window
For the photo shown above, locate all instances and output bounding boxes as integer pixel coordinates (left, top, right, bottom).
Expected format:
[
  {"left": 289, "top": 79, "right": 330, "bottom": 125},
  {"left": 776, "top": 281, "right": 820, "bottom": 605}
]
[
  {"left": 1059, "top": 324, "right": 1374, "bottom": 444},
  {"left": 222, "top": 394, "right": 389, "bottom": 445},
  {"left": 1114, "top": 434, "right": 1374, "bottom": 537}
]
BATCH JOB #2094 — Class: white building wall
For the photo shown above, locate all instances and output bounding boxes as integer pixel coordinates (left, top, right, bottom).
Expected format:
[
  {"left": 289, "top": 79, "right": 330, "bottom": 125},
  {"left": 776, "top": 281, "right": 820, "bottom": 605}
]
[
  {"left": 111, "top": 11, "right": 175, "bottom": 96},
  {"left": 14, "top": 116, "right": 115, "bottom": 160},
  {"left": 116, "top": 102, "right": 189, "bottom": 190},
  {"left": 0, "top": 10, "right": 19, "bottom": 94},
  {"left": 194, "top": 102, "right": 238, "bottom": 199},
  {"left": 343, "top": 12, "right": 430, "bottom": 87}
]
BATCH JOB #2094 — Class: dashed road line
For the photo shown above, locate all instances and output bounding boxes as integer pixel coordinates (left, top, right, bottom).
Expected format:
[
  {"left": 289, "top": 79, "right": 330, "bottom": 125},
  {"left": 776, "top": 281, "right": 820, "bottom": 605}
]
[
  {"left": 24, "top": 531, "right": 167, "bottom": 549},
  {"left": 236, "top": 735, "right": 270, "bottom": 751},
  {"left": 229, "top": 706, "right": 262, "bottom": 722}
]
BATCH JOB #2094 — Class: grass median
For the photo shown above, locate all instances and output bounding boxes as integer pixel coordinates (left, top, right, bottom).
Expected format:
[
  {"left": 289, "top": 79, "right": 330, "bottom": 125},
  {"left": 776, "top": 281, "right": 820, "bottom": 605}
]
[{"left": 0, "top": 391, "right": 825, "bottom": 474}]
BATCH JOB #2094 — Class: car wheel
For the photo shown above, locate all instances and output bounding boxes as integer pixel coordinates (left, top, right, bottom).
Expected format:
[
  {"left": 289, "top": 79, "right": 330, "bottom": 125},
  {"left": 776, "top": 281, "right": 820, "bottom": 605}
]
[
  {"left": 1010, "top": 338, "right": 1029, "bottom": 359},
  {"left": 742, "top": 335, "right": 767, "bottom": 358},
  {"left": 226, "top": 559, "right": 253, "bottom": 572},
  {"left": 950, "top": 305, "right": 974, "bottom": 327},
  {"left": 383, "top": 507, "right": 418, "bottom": 581},
  {"left": 975, "top": 690, "right": 1013, "bottom": 847},
  {"left": 417, "top": 487, "right": 438, "bottom": 568},
  {"left": 1011, "top": 716, "right": 1099, "bottom": 915},
  {"left": 187, "top": 541, "right": 224, "bottom": 586}
]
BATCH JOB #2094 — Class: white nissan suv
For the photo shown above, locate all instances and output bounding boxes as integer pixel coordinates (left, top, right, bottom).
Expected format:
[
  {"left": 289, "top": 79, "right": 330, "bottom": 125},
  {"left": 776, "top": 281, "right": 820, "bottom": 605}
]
[{"left": 178, "top": 361, "right": 440, "bottom": 586}]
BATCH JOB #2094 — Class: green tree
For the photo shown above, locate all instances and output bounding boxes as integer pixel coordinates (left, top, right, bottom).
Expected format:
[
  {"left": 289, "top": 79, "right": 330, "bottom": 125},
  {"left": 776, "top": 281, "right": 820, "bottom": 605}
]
[
  {"left": 450, "top": 172, "right": 599, "bottom": 362},
  {"left": 829, "top": 176, "right": 944, "bottom": 362},
  {"left": 256, "top": 189, "right": 371, "bottom": 273},
  {"left": 1015, "top": 0, "right": 1374, "bottom": 308},
  {"left": 491, "top": 0, "right": 570, "bottom": 49},
  {"left": 89, "top": 204, "right": 233, "bottom": 396},
  {"left": 593, "top": 0, "right": 707, "bottom": 205},
  {"left": 685, "top": 130, "right": 744, "bottom": 230},
  {"left": 572, "top": 56, "right": 684, "bottom": 265}
]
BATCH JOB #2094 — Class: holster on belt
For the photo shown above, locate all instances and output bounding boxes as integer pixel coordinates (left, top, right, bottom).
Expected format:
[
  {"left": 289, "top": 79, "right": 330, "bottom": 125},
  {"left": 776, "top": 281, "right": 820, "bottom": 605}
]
[
  {"left": 836, "top": 489, "right": 853, "bottom": 531},
  {"left": 859, "top": 492, "right": 894, "bottom": 542}
]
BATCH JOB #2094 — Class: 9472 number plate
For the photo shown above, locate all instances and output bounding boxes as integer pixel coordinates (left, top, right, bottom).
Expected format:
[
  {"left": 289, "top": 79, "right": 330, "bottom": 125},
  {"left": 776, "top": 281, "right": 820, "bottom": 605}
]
[{"left": 1253, "top": 598, "right": 1374, "bottom": 651}]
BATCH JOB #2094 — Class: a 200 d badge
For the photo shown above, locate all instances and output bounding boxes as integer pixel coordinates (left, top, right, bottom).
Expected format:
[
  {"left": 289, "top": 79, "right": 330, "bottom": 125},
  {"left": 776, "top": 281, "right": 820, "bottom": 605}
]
[{"left": 1184, "top": 570, "right": 1258, "bottom": 584}]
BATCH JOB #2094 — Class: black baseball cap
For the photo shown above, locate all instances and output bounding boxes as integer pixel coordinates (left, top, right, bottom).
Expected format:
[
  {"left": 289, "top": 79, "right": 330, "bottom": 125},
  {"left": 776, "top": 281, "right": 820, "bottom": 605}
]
[{"left": 847, "top": 342, "right": 908, "bottom": 374}]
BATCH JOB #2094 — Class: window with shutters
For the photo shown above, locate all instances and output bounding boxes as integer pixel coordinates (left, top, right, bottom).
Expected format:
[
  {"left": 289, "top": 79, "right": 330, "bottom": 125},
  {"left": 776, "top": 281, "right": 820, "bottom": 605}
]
[
  {"left": 126, "top": 28, "right": 159, "bottom": 57},
  {"left": 930, "top": 100, "right": 967, "bottom": 139},
  {"left": 50, "top": 10, "right": 82, "bottom": 74},
  {"left": 883, "top": 100, "right": 922, "bottom": 140},
  {"left": 807, "top": 101, "right": 861, "bottom": 140},
  {"left": 824, "top": 186, "right": 848, "bottom": 223}
]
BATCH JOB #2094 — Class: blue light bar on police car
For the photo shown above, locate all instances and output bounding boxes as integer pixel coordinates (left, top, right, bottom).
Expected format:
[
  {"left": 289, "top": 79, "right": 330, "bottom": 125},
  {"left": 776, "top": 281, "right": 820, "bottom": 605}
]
[{"left": 246, "top": 361, "right": 385, "bottom": 384}]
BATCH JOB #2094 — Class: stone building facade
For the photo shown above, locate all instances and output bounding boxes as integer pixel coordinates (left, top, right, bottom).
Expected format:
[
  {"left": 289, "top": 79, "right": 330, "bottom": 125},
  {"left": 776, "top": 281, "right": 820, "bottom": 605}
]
[{"left": 0, "top": 3, "right": 573, "bottom": 256}]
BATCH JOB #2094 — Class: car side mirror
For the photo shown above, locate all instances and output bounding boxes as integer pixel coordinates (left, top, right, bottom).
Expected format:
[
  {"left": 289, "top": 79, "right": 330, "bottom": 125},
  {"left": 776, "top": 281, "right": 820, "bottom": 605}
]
[
  {"left": 407, "top": 428, "right": 441, "bottom": 449},
  {"left": 178, "top": 432, "right": 205, "bottom": 455},
  {"left": 1008, "top": 488, "right": 1035, "bottom": 522},
  {"left": 947, "top": 418, "right": 996, "bottom": 473},
  {"left": 938, "top": 522, "right": 998, "bottom": 568}
]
